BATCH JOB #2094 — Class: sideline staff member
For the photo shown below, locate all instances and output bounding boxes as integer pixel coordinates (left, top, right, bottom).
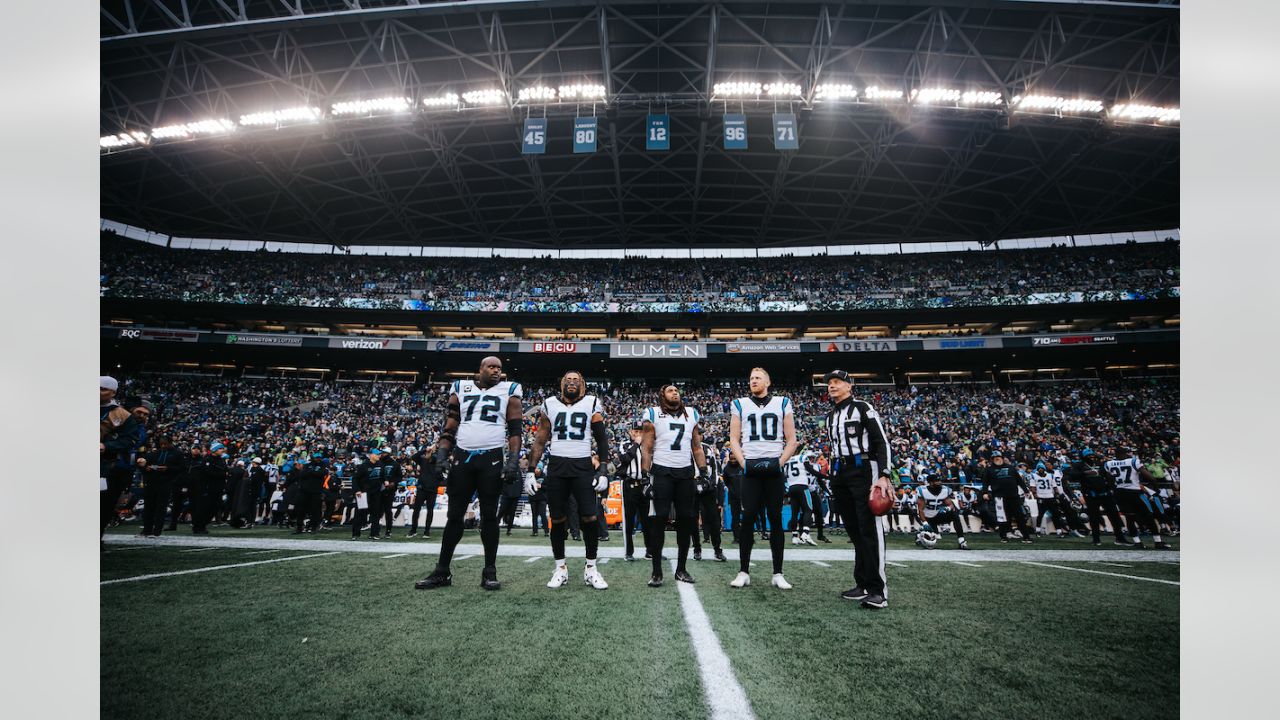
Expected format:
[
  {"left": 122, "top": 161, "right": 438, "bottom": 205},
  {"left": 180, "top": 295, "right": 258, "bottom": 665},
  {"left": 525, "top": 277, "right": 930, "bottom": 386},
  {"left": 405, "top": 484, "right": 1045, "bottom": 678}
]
[{"left": 822, "top": 370, "right": 893, "bottom": 609}]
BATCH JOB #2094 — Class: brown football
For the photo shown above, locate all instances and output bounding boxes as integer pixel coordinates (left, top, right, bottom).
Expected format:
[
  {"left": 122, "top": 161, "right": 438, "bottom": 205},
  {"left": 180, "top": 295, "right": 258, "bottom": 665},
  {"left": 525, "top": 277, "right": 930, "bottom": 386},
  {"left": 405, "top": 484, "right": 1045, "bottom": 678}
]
[{"left": 868, "top": 485, "right": 894, "bottom": 516}]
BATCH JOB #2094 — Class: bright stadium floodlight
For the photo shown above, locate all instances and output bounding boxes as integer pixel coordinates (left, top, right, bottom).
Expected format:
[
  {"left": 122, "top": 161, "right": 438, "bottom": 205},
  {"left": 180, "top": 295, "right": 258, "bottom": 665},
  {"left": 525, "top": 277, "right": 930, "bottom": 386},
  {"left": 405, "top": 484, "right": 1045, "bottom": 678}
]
[
  {"left": 814, "top": 83, "right": 857, "bottom": 101},
  {"left": 422, "top": 93, "right": 460, "bottom": 108},
  {"left": 763, "top": 81, "right": 802, "bottom": 98},
  {"left": 558, "top": 83, "right": 607, "bottom": 101},
  {"left": 911, "top": 88, "right": 961, "bottom": 105},
  {"left": 960, "top": 90, "right": 1004, "bottom": 106},
  {"left": 863, "top": 86, "right": 904, "bottom": 101},
  {"left": 150, "top": 118, "right": 237, "bottom": 139},
  {"left": 462, "top": 89, "right": 508, "bottom": 105},
  {"left": 100, "top": 131, "right": 149, "bottom": 149},
  {"left": 1110, "top": 103, "right": 1180, "bottom": 124},
  {"left": 712, "top": 81, "right": 763, "bottom": 97},
  {"left": 517, "top": 86, "right": 558, "bottom": 102},
  {"left": 239, "top": 106, "right": 322, "bottom": 127},
  {"left": 330, "top": 96, "right": 411, "bottom": 116},
  {"left": 1012, "top": 95, "right": 1104, "bottom": 114}
]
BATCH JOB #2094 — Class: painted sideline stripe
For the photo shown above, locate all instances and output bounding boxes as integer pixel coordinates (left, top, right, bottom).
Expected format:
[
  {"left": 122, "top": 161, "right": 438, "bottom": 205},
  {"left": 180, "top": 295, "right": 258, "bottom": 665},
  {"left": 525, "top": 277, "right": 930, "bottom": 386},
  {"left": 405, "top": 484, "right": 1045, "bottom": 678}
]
[
  {"left": 524, "top": 556, "right": 542, "bottom": 563},
  {"left": 886, "top": 561, "right": 908, "bottom": 568},
  {"left": 381, "top": 553, "right": 408, "bottom": 559},
  {"left": 811, "top": 560, "right": 831, "bottom": 568},
  {"left": 1096, "top": 562, "right": 1132, "bottom": 568},
  {"left": 179, "top": 547, "right": 218, "bottom": 553},
  {"left": 672, "top": 560, "right": 757, "bottom": 720},
  {"left": 107, "top": 546, "right": 148, "bottom": 552},
  {"left": 455, "top": 555, "right": 475, "bottom": 561},
  {"left": 1020, "top": 561, "right": 1180, "bottom": 586},
  {"left": 952, "top": 561, "right": 984, "bottom": 568},
  {"left": 246, "top": 549, "right": 283, "bottom": 555},
  {"left": 101, "top": 552, "right": 340, "bottom": 586}
]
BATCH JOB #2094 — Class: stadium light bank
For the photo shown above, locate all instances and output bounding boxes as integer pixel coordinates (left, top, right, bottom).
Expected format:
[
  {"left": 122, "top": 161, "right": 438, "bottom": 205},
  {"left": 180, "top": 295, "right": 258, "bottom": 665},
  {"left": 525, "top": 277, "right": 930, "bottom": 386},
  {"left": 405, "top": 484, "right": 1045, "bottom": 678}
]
[{"left": 100, "top": 82, "right": 1179, "bottom": 153}]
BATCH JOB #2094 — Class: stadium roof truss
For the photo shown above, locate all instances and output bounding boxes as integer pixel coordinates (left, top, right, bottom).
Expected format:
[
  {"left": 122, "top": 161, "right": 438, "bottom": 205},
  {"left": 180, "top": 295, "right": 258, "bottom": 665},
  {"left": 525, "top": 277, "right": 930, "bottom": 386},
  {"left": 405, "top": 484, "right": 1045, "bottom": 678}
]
[{"left": 100, "top": 0, "right": 1179, "bottom": 250}]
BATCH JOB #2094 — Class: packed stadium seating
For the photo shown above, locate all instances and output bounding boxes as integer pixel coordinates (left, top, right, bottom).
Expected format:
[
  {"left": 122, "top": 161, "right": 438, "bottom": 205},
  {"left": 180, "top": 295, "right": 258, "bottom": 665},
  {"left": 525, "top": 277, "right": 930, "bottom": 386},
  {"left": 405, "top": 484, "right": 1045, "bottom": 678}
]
[
  {"left": 122, "top": 374, "right": 1179, "bottom": 479},
  {"left": 101, "top": 233, "right": 1180, "bottom": 313}
]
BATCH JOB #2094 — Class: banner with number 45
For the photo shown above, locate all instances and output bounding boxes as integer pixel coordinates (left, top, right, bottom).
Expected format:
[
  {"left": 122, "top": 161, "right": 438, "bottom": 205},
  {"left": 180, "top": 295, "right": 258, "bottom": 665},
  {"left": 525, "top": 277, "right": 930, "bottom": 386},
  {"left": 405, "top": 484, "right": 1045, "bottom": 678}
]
[{"left": 522, "top": 118, "right": 547, "bottom": 154}]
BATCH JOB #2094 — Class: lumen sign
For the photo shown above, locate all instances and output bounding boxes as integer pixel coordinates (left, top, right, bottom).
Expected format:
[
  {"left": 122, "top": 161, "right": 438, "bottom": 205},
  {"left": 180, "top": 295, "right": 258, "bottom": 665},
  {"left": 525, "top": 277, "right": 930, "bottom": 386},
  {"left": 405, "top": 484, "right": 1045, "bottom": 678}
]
[{"left": 609, "top": 343, "right": 706, "bottom": 359}]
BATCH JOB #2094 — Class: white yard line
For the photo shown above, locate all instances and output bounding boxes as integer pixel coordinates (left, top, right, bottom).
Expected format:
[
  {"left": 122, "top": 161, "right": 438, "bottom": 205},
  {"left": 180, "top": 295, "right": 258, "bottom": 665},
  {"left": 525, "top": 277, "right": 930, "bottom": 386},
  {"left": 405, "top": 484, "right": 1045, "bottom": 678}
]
[
  {"left": 810, "top": 561, "right": 832, "bottom": 568},
  {"left": 380, "top": 553, "right": 409, "bottom": 559},
  {"left": 101, "top": 552, "right": 340, "bottom": 586},
  {"left": 455, "top": 555, "right": 475, "bottom": 562},
  {"left": 1020, "top": 561, "right": 1180, "bottom": 586},
  {"left": 951, "top": 561, "right": 984, "bottom": 568},
  {"left": 524, "top": 556, "right": 542, "bottom": 563},
  {"left": 245, "top": 549, "right": 283, "bottom": 555},
  {"left": 671, "top": 560, "right": 757, "bottom": 720},
  {"left": 178, "top": 547, "right": 218, "bottom": 553},
  {"left": 1095, "top": 562, "right": 1132, "bottom": 568},
  {"left": 886, "top": 561, "right": 908, "bottom": 568}
]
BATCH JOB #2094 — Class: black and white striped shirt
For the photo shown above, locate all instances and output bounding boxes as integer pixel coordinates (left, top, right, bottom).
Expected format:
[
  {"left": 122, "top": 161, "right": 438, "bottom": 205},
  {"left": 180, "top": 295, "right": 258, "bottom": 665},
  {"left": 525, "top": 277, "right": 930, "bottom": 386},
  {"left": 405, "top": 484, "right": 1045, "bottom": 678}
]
[{"left": 825, "top": 398, "right": 892, "bottom": 477}]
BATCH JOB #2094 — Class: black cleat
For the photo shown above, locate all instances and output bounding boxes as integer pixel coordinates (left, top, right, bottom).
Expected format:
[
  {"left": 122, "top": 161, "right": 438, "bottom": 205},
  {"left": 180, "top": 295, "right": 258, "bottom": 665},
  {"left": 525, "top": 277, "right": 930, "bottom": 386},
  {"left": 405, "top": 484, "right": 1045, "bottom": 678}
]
[
  {"left": 414, "top": 569, "right": 452, "bottom": 590},
  {"left": 480, "top": 565, "right": 501, "bottom": 591},
  {"left": 406, "top": 531, "right": 417, "bottom": 538},
  {"left": 674, "top": 569, "right": 695, "bottom": 584},
  {"left": 860, "top": 593, "right": 888, "bottom": 610},
  {"left": 841, "top": 587, "right": 869, "bottom": 601},
  {"left": 714, "top": 550, "right": 727, "bottom": 562},
  {"left": 1154, "top": 541, "right": 1174, "bottom": 550},
  {"left": 647, "top": 573, "right": 664, "bottom": 587},
  {"left": 693, "top": 551, "right": 702, "bottom": 561},
  {"left": 818, "top": 534, "right": 832, "bottom": 544},
  {"left": 644, "top": 551, "right": 652, "bottom": 560},
  {"left": 624, "top": 555, "right": 635, "bottom": 562}
]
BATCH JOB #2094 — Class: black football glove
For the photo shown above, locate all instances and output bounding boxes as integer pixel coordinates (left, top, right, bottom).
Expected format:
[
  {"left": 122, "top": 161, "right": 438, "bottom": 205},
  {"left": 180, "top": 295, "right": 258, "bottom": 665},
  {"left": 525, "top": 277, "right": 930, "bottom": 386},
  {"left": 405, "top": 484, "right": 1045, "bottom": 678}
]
[
  {"left": 432, "top": 445, "right": 452, "bottom": 474},
  {"left": 696, "top": 465, "right": 710, "bottom": 494},
  {"left": 642, "top": 472, "right": 655, "bottom": 498},
  {"left": 502, "top": 454, "right": 521, "bottom": 486}
]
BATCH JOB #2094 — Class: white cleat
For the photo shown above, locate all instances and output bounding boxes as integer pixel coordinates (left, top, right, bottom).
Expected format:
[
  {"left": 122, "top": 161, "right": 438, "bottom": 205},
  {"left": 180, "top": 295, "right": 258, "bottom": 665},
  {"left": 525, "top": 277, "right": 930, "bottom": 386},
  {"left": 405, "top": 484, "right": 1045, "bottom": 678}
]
[
  {"left": 771, "top": 573, "right": 793, "bottom": 590},
  {"left": 584, "top": 566, "right": 609, "bottom": 590},
  {"left": 546, "top": 566, "right": 569, "bottom": 588},
  {"left": 801, "top": 532, "right": 816, "bottom": 546},
  {"left": 791, "top": 534, "right": 801, "bottom": 545},
  {"left": 729, "top": 571, "right": 751, "bottom": 588}
]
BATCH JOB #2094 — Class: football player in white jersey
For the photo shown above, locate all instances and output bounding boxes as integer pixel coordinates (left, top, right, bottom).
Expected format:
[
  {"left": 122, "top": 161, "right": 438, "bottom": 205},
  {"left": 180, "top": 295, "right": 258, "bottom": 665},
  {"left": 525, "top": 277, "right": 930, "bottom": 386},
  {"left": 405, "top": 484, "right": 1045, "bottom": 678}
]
[
  {"left": 1103, "top": 447, "right": 1173, "bottom": 550},
  {"left": 914, "top": 473, "right": 969, "bottom": 549},
  {"left": 415, "top": 357, "right": 525, "bottom": 591},
  {"left": 727, "top": 367, "right": 799, "bottom": 590},
  {"left": 527, "top": 371, "right": 614, "bottom": 590},
  {"left": 639, "top": 384, "right": 710, "bottom": 586},
  {"left": 784, "top": 449, "right": 817, "bottom": 546}
]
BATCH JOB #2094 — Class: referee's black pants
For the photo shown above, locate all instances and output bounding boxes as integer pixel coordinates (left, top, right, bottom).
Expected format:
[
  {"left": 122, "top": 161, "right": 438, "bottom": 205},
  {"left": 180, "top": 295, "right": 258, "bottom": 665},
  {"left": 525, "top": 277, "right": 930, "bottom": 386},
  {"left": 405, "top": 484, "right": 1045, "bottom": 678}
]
[
  {"left": 831, "top": 467, "right": 887, "bottom": 597},
  {"left": 141, "top": 478, "right": 171, "bottom": 537},
  {"left": 622, "top": 485, "right": 646, "bottom": 557}
]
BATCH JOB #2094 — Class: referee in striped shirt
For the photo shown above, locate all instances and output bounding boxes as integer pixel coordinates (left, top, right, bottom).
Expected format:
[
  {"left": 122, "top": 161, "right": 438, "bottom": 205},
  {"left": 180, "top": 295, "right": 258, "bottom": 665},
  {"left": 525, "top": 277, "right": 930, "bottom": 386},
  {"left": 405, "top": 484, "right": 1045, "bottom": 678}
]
[{"left": 823, "top": 370, "right": 894, "bottom": 609}]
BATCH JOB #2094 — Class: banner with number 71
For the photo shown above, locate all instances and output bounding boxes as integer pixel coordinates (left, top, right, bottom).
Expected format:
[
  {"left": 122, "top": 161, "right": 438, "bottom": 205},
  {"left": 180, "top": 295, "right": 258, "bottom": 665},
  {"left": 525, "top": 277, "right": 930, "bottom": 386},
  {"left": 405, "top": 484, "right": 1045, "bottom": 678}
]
[{"left": 772, "top": 113, "right": 799, "bottom": 150}]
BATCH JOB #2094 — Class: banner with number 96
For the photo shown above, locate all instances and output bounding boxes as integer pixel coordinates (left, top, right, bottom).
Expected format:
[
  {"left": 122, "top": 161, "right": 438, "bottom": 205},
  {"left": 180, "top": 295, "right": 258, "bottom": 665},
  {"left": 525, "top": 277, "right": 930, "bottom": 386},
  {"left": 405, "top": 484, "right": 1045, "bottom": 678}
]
[{"left": 723, "top": 114, "right": 747, "bottom": 150}]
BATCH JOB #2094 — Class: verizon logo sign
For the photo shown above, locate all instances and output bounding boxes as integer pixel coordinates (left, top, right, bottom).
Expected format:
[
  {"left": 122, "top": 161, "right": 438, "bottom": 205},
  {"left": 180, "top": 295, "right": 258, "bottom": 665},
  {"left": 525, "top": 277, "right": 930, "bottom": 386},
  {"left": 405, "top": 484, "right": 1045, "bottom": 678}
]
[{"left": 328, "top": 338, "right": 402, "bottom": 350}]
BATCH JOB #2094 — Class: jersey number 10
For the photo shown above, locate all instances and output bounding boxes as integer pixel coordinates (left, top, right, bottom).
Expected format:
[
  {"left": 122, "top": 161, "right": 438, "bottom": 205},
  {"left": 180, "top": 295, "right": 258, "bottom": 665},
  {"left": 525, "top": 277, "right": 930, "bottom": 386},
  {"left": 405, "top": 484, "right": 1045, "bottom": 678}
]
[{"left": 746, "top": 413, "right": 779, "bottom": 442}]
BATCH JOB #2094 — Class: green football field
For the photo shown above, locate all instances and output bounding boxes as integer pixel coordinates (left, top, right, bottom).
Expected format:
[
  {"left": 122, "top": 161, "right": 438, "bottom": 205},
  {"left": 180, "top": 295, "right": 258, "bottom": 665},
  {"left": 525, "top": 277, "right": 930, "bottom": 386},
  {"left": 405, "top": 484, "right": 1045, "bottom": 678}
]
[{"left": 101, "top": 527, "right": 1178, "bottom": 720}]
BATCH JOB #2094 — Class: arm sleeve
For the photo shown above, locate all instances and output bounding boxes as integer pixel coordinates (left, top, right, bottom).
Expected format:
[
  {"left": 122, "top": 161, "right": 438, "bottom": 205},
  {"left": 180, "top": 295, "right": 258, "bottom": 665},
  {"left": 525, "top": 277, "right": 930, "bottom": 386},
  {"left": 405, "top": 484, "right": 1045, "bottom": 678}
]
[{"left": 591, "top": 420, "right": 611, "bottom": 458}]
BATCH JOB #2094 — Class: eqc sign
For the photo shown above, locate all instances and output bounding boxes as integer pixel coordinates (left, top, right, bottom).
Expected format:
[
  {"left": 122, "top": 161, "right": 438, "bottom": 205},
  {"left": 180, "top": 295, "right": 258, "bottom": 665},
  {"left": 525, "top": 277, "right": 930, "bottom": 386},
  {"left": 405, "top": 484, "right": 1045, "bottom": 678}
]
[{"left": 609, "top": 343, "right": 705, "bottom": 359}]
